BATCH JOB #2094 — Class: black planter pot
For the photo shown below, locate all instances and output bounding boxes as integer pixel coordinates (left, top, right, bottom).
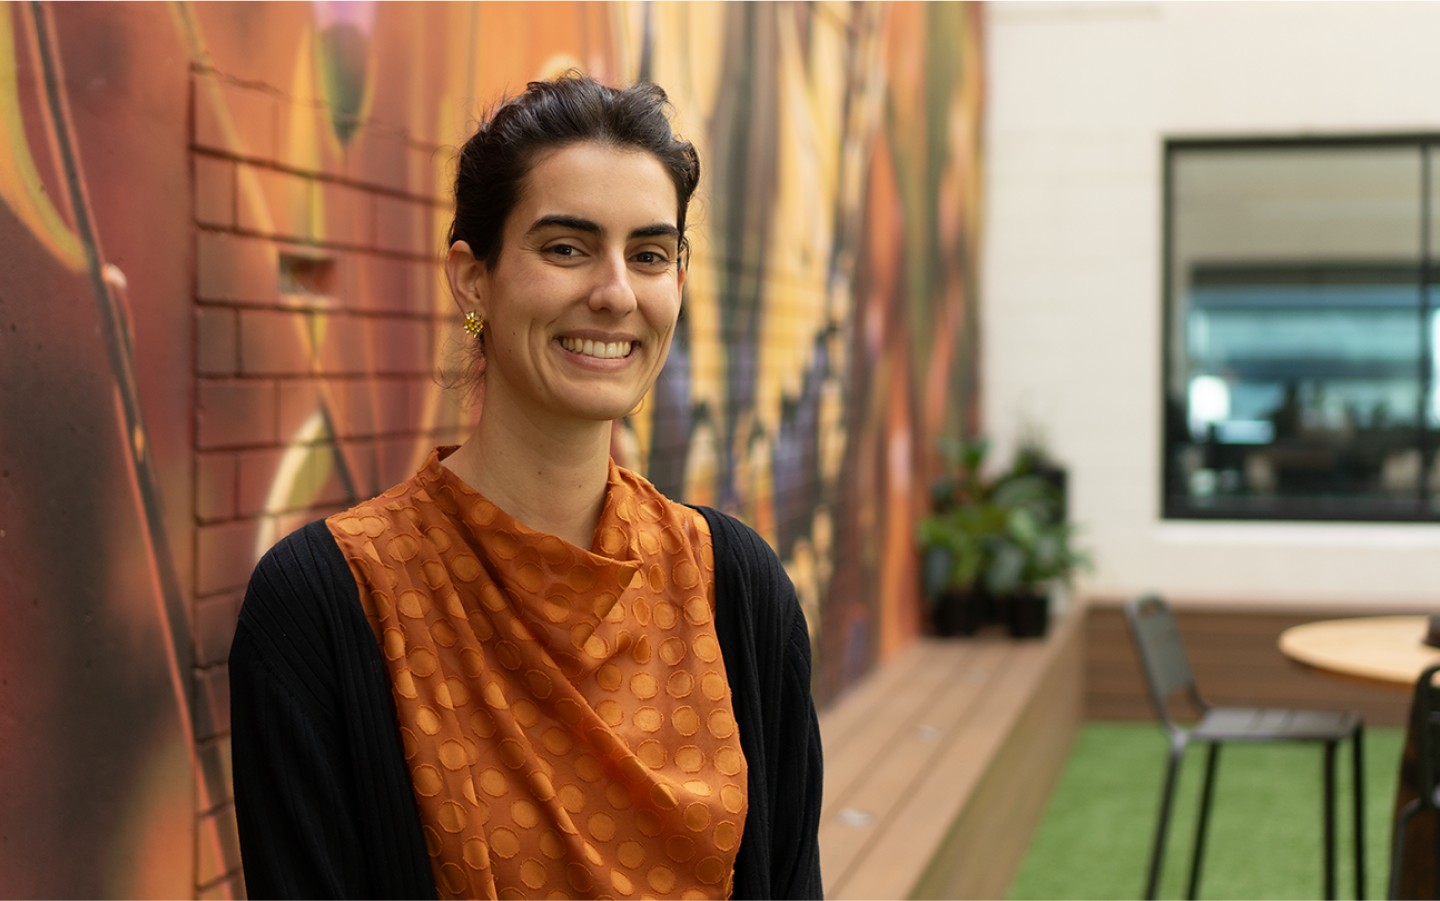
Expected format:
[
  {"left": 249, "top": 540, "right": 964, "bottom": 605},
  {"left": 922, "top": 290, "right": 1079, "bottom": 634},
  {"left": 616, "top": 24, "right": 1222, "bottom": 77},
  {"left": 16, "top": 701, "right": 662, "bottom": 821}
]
[
  {"left": 1005, "top": 591, "right": 1050, "bottom": 638},
  {"left": 932, "top": 589, "right": 995, "bottom": 637}
]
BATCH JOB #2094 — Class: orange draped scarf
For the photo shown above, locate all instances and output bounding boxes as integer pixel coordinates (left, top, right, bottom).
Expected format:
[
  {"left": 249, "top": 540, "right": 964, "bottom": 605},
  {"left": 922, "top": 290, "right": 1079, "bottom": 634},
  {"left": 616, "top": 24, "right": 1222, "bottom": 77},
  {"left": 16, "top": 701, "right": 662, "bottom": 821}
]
[{"left": 328, "top": 448, "right": 747, "bottom": 899}]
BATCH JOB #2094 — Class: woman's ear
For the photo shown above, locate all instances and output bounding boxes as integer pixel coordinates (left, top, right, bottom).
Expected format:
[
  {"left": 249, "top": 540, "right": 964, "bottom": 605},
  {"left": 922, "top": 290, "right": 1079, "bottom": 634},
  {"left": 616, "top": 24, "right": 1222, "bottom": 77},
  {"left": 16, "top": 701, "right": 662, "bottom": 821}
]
[{"left": 445, "top": 240, "right": 486, "bottom": 316}]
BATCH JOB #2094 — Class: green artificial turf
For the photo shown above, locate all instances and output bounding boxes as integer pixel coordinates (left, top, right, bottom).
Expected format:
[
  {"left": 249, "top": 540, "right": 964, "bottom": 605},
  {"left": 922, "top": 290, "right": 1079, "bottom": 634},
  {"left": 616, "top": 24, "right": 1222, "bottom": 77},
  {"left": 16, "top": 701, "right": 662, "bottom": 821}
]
[{"left": 1007, "top": 720, "right": 1404, "bottom": 900}]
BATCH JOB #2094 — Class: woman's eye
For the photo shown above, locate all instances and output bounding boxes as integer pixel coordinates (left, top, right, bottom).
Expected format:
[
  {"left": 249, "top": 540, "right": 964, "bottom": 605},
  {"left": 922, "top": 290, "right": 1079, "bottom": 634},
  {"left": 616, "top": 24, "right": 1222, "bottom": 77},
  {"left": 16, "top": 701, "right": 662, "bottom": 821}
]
[
  {"left": 544, "top": 243, "right": 581, "bottom": 259},
  {"left": 633, "top": 250, "right": 672, "bottom": 268}
]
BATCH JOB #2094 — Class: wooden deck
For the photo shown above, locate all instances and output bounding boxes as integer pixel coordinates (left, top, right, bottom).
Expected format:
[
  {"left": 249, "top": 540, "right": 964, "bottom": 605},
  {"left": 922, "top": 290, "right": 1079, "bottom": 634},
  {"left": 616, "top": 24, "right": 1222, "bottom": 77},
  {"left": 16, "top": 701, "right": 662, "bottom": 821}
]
[
  {"left": 818, "top": 602, "right": 1086, "bottom": 900},
  {"left": 816, "top": 597, "right": 1423, "bottom": 898},
  {"left": 1084, "top": 599, "right": 1416, "bottom": 727}
]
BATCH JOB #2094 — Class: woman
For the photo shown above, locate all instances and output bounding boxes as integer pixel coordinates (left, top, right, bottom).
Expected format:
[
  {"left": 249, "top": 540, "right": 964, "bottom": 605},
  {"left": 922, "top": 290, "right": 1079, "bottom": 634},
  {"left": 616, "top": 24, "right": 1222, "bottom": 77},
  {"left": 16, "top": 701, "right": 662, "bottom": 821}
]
[{"left": 230, "top": 73, "right": 824, "bottom": 900}]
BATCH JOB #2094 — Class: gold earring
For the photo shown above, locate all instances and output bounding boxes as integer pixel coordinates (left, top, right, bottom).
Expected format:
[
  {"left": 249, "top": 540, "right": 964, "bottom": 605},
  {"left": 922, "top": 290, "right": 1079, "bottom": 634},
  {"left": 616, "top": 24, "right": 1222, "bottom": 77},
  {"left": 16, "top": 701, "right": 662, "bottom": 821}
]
[{"left": 463, "top": 310, "right": 485, "bottom": 339}]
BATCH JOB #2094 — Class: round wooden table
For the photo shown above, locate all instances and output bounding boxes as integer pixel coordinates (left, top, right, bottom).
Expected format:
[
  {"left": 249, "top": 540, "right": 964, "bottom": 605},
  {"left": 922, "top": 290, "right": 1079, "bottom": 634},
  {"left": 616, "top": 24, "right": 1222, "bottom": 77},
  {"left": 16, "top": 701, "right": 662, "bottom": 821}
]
[
  {"left": 1279, "top": 614, "right": 1440, "bottom": 899},
  {"left": 1279, "top": 615, "right": 1440, "bottom": 689}
]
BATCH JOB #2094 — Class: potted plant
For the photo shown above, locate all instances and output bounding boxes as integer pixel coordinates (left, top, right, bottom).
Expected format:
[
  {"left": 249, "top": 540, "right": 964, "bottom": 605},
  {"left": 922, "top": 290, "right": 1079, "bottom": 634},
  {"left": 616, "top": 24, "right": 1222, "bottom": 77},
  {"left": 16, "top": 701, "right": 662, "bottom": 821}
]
[
  {"left": 918, "top": 436, "right": 1090, "bottom": 638},
  {"left": 981, "top": 473, "right": 1089, "bottom": 637},
  {"left": 919, "top": 438, "right": 995, "bottom": 635},
  {"left": 919, "top": 499, "right": 1005, "bottom": 635}
]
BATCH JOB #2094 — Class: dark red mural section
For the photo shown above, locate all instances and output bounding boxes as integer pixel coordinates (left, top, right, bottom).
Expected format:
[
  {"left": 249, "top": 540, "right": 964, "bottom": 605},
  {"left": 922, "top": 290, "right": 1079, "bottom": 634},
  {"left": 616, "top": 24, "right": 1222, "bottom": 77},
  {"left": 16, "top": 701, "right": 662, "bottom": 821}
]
[
  {"left": 0, "top": 3, "right": 982, "bottom": 896},
  {"left": 1, "top": 5, "right": 197, "bottom": 896}
]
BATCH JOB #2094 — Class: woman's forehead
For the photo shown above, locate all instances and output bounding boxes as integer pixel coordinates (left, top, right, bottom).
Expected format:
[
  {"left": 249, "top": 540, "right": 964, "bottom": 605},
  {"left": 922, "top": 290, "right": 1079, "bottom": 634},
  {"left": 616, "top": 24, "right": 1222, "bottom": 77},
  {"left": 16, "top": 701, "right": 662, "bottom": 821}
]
[{"left": 513, "top": 142, "right": 679, "bottom": 231}]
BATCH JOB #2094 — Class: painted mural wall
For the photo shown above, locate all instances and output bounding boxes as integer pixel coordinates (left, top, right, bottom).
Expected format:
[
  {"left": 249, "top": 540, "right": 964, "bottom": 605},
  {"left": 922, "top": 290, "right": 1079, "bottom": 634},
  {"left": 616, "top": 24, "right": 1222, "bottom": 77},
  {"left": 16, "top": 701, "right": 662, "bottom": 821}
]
[{"left": 0, "top": 2, "right": 982, "bottom": 896}]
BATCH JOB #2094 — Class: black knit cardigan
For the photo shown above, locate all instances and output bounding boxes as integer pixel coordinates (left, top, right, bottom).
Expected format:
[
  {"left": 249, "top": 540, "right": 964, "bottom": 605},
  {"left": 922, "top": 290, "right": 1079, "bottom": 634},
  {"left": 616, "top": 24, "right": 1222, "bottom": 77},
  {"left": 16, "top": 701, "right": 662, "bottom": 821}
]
[{"left": 229, "top": 508, "right": 824, "bottom": 900}]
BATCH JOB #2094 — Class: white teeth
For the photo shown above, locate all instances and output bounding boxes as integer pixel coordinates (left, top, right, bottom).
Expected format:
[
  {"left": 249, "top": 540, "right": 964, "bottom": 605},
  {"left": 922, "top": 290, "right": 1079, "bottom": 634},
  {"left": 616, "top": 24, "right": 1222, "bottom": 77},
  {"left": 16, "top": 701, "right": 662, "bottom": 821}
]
[{"left": 560, "top": 337, "right": 633, "bottom": 359}]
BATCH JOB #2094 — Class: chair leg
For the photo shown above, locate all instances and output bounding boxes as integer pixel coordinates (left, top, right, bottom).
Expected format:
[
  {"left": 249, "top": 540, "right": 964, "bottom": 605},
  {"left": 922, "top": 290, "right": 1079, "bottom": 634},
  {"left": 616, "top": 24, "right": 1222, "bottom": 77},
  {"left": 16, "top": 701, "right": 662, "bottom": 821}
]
[
  {"left": 1432, "top": 809, "right": 1440, "bottom": 901},
  {"left": 1147, "top": 737, "right": 1187, "bottom": 901},
  {"left": 1389, "top": 801, "right": 1419, "bottom": 901},
  {"left": 1325, "top": 740, "right": 1338, "bottom": 900},
  {"left": 1187, "top": 743, "right": 1221, "bottom": 900},
  {"left": 1353, "top": 727, "right": 1366, "bottom": 900}
]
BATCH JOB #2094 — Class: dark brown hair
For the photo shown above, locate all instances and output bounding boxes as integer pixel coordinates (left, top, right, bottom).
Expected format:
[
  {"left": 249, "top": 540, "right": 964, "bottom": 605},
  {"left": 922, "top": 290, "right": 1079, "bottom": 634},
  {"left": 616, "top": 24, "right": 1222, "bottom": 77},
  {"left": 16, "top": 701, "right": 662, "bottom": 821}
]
[{"left": 448, "top": 72, "right": 700, "bottom": 266}]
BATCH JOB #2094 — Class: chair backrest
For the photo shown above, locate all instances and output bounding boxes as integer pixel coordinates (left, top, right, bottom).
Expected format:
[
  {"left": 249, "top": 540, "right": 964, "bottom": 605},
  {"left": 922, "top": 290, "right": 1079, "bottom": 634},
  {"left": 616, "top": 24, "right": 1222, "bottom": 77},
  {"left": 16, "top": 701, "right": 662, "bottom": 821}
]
[
  {"left": 1125, "top": 594, "right": 1206, "bottom": 734},
  {"left": 1413, "top": 662, "right": 1440, "bottom": 808}
]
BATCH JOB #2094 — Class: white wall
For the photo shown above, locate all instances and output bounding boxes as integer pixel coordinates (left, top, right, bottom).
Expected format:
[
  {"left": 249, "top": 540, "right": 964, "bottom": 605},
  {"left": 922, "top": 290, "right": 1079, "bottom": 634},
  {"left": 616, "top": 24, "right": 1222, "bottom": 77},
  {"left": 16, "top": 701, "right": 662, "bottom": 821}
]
[{"left": 983, "top": 1, "right": 1440, "bottom": 609}]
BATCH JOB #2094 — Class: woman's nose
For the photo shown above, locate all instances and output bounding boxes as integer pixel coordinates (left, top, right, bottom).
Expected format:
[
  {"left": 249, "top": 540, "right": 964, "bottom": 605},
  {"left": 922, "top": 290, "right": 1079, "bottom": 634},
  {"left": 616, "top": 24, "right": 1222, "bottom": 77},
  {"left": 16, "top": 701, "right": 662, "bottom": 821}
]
[{"left": 587, "top": 253, "right": 638, "bottom": 314}]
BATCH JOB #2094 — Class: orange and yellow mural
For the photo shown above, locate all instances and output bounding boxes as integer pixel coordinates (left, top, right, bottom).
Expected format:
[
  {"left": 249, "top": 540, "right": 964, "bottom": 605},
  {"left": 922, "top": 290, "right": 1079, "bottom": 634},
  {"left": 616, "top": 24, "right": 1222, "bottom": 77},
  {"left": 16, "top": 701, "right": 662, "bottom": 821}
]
[{"left": 0, "top": 2, "right": 982, "bottom": 896}]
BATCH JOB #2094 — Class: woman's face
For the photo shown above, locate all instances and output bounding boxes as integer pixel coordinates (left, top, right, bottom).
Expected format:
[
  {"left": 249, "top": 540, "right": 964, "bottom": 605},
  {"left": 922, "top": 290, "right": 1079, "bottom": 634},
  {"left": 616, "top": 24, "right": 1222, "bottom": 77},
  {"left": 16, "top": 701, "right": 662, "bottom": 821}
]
[{"left": 473, "top": 141, "right": 686, "bottom": 427}]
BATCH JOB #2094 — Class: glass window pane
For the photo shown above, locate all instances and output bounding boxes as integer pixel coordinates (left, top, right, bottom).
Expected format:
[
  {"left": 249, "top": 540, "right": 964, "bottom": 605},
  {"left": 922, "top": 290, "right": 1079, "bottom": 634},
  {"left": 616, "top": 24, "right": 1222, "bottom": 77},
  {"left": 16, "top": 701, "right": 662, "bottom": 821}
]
[{"left": 1165, "top": 143, "right": 1427, "bottom": 519}]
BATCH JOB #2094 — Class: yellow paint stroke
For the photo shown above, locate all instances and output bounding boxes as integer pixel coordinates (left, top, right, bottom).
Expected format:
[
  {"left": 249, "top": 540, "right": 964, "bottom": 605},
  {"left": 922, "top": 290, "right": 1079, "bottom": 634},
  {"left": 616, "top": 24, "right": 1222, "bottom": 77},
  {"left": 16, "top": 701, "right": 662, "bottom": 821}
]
[
  {"left": 413, "top": 3, "right": 485, "bottom": 447},
  {"left": 644, "top": 1, "right": 728, "bottom": 433},
  {"left": 756, "top": 7, "right": 841, "bottom": 433},
  {"left": 287, "top": 23, "right": 343, "bottom": 182},
  {"left": 536, "top": 52, "right": 586, "bottom": 83},
  {"left": 0, "top": 6, "right": 84, "bottom": 269},
  {"left": 255, "top": 410, "right": 332, "bottom": 558}
]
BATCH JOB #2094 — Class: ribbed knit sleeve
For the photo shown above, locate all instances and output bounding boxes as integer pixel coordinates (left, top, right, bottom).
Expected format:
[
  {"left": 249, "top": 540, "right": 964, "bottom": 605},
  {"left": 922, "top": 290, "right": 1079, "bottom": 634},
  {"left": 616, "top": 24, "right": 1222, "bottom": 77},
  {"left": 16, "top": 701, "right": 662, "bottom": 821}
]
[
  {"left": 699, "top": 508, "right": 825, "bottom": 900},
  {"left": 774, "top": 606, "right": 824, "bottom": 898},
  {"left": 229, "top": 520, "right": 436, "bottom": 900}
]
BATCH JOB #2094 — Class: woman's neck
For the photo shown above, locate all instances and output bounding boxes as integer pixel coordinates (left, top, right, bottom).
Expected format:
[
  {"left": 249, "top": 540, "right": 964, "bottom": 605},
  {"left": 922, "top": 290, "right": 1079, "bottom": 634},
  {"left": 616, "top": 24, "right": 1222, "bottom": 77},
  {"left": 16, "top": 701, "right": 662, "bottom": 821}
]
[{"left": 442, "top": 396, "right": 614, "bottom": 550}]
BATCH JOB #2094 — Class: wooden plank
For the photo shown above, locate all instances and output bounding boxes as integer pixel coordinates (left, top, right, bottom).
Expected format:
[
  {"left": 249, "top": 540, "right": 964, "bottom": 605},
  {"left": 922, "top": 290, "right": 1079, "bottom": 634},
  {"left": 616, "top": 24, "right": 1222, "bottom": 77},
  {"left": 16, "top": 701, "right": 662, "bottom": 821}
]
[
  {"left": 1086, "top": 695, "right": 1156, "bottom": 721},
  {"left": 831, "top": 645, "right": 1040, "bottom": 899},
  {"left": 913, "top": 618, "right": 1085, "bottom": 899},
  {"left": 1084, "top": 603, "right": 1413, "bottom": 727},
  {"left": 820, "top": 641, "right": 1010, "bottom": 895},
  {"left": 1086, "top": 662, "right": 1384, "bottom": 700},
  {"left": 819, "top": 639, "right": 968, "bottom": 759},
  {"left": 833, "top": 610, "right": 1085, "bottom": 900},
  {"left": 819, "top": 641, "right": 989, "bottom": 820}
]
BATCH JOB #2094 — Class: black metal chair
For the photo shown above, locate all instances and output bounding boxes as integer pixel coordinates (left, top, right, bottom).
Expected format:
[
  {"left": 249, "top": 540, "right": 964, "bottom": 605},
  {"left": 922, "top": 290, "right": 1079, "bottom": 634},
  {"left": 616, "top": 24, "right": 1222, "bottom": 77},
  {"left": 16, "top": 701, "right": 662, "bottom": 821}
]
[
  {"left": 1388, "top": 662, "right": 1440, "bottom": 900},
  {"left": 1125, "top": 594, "right": 1365, "bottom": 900}
]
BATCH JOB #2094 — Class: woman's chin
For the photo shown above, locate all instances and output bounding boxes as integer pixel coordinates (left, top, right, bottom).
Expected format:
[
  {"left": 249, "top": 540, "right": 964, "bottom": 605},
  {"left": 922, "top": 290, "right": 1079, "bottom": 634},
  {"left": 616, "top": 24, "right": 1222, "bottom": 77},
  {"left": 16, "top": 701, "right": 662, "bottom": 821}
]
[
  {"left": 568, "top": 386, "right": 652, "bottom": 423},
  {"left": 567, "top": 398, "right": 647, "bottom": 424}
]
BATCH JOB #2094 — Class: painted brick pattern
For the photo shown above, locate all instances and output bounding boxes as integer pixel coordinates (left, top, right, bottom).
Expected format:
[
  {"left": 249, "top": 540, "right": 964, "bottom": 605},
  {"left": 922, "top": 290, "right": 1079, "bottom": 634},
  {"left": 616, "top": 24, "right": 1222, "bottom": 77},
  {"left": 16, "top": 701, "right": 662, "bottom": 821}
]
[{"left": 188, "top": 67, "right": 461, "bottom": 899}]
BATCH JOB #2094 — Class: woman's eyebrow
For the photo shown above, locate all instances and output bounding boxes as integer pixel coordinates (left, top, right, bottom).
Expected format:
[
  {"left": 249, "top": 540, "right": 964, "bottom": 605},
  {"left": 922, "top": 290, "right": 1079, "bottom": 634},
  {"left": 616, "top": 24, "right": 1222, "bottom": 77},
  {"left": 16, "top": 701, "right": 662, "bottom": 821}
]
[
  {"left": 631, "top": 224, "right": 680, "bottom": 241},
  {"left": 526, "top": 215, "right": 679, "bottom": 242},
  {"left": 527, "top": 214, "right": 601, "bottom": 236}
]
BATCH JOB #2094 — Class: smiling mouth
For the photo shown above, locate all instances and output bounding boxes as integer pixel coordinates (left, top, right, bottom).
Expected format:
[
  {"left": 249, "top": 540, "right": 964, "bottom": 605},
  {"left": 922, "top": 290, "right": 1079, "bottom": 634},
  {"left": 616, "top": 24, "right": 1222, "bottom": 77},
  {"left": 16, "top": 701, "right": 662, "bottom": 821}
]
[{"left": 559, "top": 337, "right": 636, "bottom": 360}]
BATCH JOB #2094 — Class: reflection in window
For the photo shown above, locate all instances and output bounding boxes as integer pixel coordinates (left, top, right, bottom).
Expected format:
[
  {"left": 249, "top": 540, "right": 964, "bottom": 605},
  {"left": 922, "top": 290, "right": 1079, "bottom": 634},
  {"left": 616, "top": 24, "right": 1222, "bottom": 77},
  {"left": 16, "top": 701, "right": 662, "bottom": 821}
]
[{"left": 1164, "top": 140, "right": 1440, "bottom": 520}]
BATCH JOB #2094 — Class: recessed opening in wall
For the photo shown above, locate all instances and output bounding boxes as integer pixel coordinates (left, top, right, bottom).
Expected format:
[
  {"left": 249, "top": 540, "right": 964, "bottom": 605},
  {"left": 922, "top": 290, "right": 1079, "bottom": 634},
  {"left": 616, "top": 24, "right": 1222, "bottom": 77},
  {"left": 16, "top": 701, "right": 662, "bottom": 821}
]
[{"left": 279, "top": 249, "right": 335, "bottom": 299}]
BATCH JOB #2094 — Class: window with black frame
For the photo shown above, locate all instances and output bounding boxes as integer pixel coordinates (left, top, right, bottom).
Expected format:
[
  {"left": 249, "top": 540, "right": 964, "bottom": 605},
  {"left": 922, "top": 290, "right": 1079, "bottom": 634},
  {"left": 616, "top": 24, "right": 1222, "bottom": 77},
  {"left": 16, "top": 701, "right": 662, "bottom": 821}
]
[{"left": 1164, "top": 138, "right": 1440, "bottom": 521}]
